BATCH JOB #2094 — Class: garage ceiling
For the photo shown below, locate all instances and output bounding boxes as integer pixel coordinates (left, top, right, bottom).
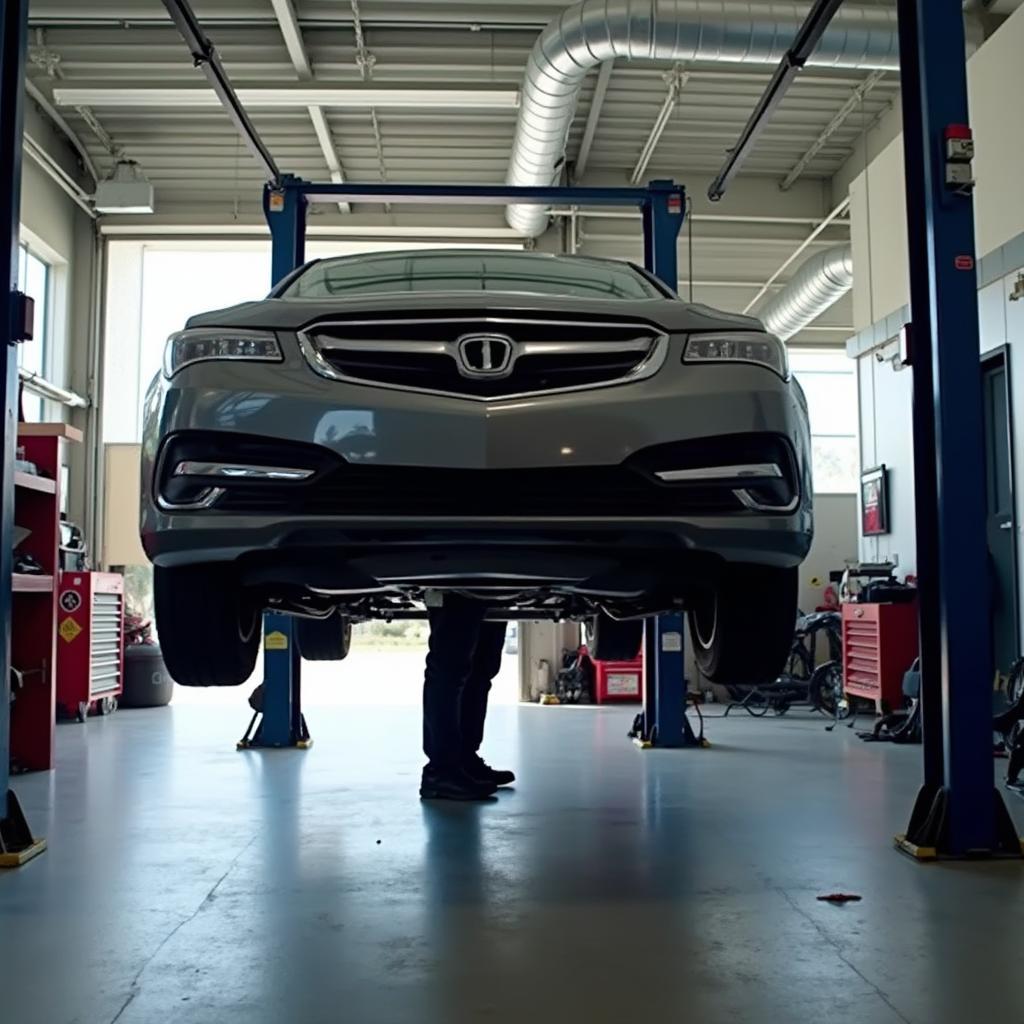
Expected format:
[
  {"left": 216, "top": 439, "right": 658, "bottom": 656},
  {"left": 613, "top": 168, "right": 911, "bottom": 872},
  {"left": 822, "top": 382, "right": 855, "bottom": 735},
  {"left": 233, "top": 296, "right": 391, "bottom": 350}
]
[
  {"left": 25, "top": 1, "right": 901, "bottom": 207},
  {"left": 24, "top": 1, "right": 914, "bottom": 336}
]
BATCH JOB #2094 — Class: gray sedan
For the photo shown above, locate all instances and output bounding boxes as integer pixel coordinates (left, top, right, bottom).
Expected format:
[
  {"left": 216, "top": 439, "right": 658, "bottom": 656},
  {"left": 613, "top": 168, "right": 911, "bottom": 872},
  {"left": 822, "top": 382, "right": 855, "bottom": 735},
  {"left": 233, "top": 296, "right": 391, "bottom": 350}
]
[{"left": 141, "top": 250, "right": 812, "bottom": 687}]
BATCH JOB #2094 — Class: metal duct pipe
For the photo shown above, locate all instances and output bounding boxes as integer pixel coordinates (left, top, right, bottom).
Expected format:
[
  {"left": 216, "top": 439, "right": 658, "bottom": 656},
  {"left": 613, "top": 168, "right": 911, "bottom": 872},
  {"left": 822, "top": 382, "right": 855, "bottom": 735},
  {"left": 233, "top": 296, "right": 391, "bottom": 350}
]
[
  {"left": 18, "top": 367, "right": 89, "bottom": 409},
  {"left": 758, "top": 244, "right": 852, "bottom": 341},
  {"left": 506, "top": 1, "right": 903, "bottom": 236}
]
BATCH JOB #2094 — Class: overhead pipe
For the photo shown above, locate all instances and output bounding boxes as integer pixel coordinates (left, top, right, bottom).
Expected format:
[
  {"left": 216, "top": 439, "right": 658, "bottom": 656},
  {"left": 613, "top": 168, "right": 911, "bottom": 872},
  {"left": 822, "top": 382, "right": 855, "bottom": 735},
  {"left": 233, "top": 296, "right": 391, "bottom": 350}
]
[
  {"left": 18, "top": 367, "right": 89, "bottom": 409},
  {"left": 24, "top": 78, "right": 100, "bottom": 186},
  {"left": 757, "top": 244, "right": 853, "bottom": 341},
  {"left": 22, "top": 132, "right": 95, "bottom": 217},
  {"left": 506, "top": 0, "right": 902, "bottom": 236}
]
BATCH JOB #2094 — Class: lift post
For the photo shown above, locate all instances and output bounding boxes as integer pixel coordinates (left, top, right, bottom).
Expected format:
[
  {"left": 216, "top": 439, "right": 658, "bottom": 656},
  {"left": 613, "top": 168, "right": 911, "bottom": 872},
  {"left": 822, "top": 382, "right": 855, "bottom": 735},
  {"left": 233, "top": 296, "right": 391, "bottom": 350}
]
[
  {"left": 250, "top": 177, "right": 694, "bottom": 751},
  {"left": 631, "top": 614, "right": 703, "bottom": 749},
  {"left": 895, "top": 0, "right": 1020, "bottom": 858},
  {"left": 0, "top": 0, "right": 45, "bottom": 867}
]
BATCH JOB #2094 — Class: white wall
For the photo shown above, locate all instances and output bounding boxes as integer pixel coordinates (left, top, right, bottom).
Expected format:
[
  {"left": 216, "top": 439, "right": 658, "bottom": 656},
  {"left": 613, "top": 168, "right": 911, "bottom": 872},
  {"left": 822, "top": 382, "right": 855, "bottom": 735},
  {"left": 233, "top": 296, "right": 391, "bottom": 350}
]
[
  {"left": 800, "top": 494, "right": 859, "bottom": 608},
  {"left": 844, "top": 3, "right": 1024, "bottom": 617},
  {"left": 848, "top": 4, "right": 1024, "bottom": 328},
  {"left": 855, "top": 353, "right": 916, "bottom": 574},
  {"left": 848, "top": 138, "right": 909, "bottom": 332}
]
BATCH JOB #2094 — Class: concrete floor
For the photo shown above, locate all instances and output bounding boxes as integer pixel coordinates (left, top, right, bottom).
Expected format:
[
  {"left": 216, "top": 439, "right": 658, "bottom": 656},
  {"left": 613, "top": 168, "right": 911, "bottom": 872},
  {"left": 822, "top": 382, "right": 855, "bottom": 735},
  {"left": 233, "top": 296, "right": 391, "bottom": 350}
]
[{"left": 2, "top": 701, "right": 1024, "bottom": 1024}]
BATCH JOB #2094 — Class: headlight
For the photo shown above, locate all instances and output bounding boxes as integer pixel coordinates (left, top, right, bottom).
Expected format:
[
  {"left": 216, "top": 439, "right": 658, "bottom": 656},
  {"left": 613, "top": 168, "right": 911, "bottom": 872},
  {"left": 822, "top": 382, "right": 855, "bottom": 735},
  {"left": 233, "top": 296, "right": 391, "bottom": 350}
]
[
  {"left": 163, "top": 328, "right": 283, "bottom": 378},
  {"left": 683, "top": 331, "right": 789, "bottom": 380}
]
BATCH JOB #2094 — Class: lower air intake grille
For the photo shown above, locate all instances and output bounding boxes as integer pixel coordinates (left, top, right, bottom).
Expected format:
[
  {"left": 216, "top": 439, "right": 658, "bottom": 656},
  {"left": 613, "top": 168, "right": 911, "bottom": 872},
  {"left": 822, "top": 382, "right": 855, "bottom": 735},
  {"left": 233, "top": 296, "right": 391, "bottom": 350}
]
[{"left": 212, "top": 463, "right": 744, "bottom": 517}]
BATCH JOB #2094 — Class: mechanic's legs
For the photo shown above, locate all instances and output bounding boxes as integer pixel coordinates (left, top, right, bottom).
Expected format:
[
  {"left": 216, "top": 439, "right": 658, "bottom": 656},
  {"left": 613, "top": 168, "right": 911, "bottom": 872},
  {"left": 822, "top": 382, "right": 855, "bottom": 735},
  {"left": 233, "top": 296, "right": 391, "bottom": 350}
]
[
  {"left": 422, "top": 595, "right": 496, "bottom": 800},
  {"left": 460, "top": 619, "right": 506, "bottom": 754},
  {"left": 461, "top": 620, "right": 516, "bottom": 787}
]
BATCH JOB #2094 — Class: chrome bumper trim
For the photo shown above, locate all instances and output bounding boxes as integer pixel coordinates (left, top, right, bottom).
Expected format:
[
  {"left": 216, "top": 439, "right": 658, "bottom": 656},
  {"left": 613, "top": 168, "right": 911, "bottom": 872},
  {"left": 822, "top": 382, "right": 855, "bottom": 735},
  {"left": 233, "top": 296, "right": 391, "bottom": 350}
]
[
  {"left": 173, "top": 461, "right": 315, "bottom": 481},
  {"left": 654, "top": 463, "right": 783, "bottom": 483}
]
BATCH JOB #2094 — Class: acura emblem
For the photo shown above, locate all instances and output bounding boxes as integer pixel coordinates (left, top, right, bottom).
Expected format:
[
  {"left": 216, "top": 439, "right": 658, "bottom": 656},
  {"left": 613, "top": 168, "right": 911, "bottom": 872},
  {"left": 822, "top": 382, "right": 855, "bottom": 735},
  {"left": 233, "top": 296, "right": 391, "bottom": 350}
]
[{"left": 455, "top": 332, "right": 515, "bottom": 378}]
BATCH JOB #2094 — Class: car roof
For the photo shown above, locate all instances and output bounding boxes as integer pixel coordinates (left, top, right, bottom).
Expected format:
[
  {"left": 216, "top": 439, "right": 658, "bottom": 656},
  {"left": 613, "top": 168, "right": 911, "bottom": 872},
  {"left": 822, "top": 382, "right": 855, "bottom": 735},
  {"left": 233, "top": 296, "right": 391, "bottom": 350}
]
[{"left": 305, "top": 248, "right": 637, "bottom": 269}]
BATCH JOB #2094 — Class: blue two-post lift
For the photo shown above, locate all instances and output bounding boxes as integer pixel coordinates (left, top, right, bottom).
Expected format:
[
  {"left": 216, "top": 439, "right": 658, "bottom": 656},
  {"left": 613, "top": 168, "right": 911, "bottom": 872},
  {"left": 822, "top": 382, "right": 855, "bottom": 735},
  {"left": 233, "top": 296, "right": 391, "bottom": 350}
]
[
  {"left": 245, "top": 176, "right": 701, "bottom": 752},
  {"left": 155, "top": 0, "right": 703, "bottom": 753}
]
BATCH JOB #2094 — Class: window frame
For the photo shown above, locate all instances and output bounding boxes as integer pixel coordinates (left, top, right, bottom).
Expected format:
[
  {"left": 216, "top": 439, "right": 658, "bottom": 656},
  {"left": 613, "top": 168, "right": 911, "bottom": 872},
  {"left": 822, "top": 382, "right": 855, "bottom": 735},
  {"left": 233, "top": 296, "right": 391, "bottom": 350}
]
[{"left": 15, "top": 239, "right": 53, "bottom": 421}]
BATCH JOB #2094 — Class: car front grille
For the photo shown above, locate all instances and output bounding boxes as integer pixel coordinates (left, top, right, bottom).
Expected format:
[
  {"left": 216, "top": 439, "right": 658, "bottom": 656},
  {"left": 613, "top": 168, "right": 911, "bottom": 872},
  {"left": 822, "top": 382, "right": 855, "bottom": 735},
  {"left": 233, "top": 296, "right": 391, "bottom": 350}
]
[{"left": 298, "top": 315, "right": 668, "bottom": 399}]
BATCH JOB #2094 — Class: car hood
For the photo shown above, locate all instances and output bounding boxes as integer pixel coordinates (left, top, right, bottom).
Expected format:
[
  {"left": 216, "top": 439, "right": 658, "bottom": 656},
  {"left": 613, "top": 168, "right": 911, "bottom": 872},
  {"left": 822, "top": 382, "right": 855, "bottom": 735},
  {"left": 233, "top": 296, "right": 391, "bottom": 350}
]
[{"left": 184, "top": 293, "right": 766, "bottom": 335}]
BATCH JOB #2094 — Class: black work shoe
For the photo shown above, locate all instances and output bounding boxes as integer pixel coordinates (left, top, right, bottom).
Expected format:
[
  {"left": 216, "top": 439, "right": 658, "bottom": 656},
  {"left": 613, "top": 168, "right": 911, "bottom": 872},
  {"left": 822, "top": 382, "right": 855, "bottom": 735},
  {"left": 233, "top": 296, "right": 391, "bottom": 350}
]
[
  {"left": 464, "top": 753, "right": 516, "bottom": 788},
  {"left": 420, "top": 763, "right": 497, "bottom": 801}
]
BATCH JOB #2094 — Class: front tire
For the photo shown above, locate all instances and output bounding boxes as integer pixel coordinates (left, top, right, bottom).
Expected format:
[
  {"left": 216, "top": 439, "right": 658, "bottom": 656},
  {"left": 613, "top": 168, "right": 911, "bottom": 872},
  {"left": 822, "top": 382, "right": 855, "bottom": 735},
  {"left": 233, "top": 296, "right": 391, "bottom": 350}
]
[
  {"left": 154, "top": 564, "right": 260, "bottom": 686},
  {"left": 689, "top": 564, "right": 798, "bottom": 686},
  {"left": 296, "top": 612, "right": 352, "bottom": 661}
]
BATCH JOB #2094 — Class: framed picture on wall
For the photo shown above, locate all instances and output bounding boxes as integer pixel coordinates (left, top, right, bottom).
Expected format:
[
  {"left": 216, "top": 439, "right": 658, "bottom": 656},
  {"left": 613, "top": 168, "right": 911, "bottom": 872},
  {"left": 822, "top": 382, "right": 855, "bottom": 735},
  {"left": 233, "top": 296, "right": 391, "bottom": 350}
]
[{"left": 861, "top": 465, "right": 890, "bottom": 536}]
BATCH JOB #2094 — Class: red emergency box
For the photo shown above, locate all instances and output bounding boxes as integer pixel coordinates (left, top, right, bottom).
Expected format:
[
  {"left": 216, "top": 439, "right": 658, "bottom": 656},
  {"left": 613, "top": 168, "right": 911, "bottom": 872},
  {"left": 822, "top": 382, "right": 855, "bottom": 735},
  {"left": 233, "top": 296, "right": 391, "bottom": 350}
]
[
  {"left": 55, "top": 571, "right": 125, "bottom": 721},
  {"left": 594, "top": 654, "right": 643, "bottom": 704}
]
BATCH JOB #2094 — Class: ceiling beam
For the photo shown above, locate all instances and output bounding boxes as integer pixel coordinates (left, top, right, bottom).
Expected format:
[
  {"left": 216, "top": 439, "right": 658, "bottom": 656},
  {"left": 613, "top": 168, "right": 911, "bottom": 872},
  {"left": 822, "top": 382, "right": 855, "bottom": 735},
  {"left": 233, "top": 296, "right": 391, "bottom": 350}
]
[
  {"left": 307, "top": 106, "right": 350, "bottom": 214},
  {"left": 574, "top": 60, "right": 613, "bottom": 181},
  {"left": 51, "top": 85, "right": 521, "bottom": 110},
  {"left": 266, "top": 0, "right": 350, "bottom": 213},
  {"left": 268, "top": 0, "right": 311, "bottom": 79},
  {"left": 779, "top": 70, "right": 886, "bottom": 191}
]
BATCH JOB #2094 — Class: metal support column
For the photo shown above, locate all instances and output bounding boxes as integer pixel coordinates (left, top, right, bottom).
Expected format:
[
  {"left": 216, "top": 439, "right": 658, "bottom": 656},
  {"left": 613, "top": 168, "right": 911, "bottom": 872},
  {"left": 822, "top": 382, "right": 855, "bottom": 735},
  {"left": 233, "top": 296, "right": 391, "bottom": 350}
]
[
  {"left": 633, "top": 614, "right": 702, "bottom": 749},
  {"left": 895, "top": 0, "right": 1020, "bottom": 858},
  {"left": 264, "top": 177, "right": 307, "bottom": 285},
  {"left": 641, "top": 180, "right": 684, "bottom": 291},
  {"left": 237, "top": 612, "right": 311, "bottom": 750},
  {"left": 237, "top": 183, "right": 312, "bottom": 750},
  {"left": 638, "top": 181, "right": 700, "bottom": 749},
  {"left": 0, "top": 0, "right": 45, "bottom": 867}
]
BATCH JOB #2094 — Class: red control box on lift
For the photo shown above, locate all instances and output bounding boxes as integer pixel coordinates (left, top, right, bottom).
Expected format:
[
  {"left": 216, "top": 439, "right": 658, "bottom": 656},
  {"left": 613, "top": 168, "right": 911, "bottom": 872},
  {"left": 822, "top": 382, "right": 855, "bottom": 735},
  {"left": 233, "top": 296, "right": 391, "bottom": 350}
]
[{"left": 55, "top": 571, "right": 125, "bottom": 721}]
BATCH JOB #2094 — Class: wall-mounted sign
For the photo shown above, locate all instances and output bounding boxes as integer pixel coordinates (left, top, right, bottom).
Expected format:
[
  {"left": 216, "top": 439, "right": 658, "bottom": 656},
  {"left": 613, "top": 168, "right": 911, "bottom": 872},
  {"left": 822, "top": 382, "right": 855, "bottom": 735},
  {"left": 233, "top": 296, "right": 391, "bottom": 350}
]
[{"left": 861, "top": 465, "right": 890, "bottom": 537}]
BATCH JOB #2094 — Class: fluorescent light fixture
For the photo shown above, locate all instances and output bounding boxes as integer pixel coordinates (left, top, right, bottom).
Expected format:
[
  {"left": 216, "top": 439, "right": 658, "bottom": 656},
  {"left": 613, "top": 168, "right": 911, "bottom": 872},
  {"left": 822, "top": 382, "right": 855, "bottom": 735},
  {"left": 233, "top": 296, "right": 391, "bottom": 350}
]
[
  {"left": 93, "top": 159, "right": 154, "bottom": 214},
  {"left": 54, "top": 87, "right": 521, "bottom": 110}
]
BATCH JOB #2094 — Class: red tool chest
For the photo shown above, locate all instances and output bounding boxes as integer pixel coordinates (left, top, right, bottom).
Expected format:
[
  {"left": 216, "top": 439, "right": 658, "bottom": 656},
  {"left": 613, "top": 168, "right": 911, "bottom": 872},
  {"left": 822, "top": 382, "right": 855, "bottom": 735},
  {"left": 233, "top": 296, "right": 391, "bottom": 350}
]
[
  {"left": 10, "top": 429, "right": 64, "bottom": 772},
  {"left": 593, "top": 654, "right": 643, "bottom": 703},
  {"left": 55, "top": 571, "right": 125, "bottom": 721},
  {"left": 842, "top": 601, "right": 919, "bottom": 713}
]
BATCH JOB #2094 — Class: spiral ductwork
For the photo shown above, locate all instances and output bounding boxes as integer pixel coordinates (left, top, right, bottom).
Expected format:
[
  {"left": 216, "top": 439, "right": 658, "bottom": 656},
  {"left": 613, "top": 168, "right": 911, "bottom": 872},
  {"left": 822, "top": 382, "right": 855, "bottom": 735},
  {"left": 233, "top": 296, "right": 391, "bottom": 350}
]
[
  {"left": 758, "top": 244, "right": 853, "bottom": 341},
  {"left": 506, "top": 1, "right": 905, "bottom": 236}
]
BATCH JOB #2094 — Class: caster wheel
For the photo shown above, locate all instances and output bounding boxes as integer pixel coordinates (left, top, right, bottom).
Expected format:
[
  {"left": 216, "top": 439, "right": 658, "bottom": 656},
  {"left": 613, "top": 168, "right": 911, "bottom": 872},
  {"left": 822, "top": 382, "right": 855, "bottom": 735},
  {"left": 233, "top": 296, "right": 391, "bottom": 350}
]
[
  {"left": 76, "top": 701, "right": 90, "bottom": 723},
  {"left": 98, "top": 696, "right": 118, "bottom": 716}
]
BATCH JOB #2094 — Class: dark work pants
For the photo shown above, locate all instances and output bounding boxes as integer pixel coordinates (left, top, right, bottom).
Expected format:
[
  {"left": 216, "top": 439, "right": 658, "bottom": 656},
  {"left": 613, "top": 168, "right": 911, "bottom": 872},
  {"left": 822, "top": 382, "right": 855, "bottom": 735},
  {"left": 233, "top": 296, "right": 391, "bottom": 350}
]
[{"left": 423, "top": 595, "right": 507, "bottom": 766}]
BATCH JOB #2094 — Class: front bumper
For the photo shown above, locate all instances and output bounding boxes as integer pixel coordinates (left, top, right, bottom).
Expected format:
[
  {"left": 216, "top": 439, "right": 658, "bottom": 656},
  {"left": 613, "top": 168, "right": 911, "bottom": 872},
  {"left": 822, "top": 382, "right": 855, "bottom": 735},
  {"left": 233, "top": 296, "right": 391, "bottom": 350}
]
[{"left": 141, "top": 337, "right": 813, "bottom": 582}]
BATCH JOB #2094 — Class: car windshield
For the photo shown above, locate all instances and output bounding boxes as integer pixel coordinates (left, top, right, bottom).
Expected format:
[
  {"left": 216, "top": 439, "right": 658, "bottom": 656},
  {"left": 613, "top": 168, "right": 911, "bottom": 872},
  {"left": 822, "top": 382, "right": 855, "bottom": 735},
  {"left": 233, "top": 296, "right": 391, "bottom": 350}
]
[{"left": 279, "top": 251, "right": 666, "bottom": 300}]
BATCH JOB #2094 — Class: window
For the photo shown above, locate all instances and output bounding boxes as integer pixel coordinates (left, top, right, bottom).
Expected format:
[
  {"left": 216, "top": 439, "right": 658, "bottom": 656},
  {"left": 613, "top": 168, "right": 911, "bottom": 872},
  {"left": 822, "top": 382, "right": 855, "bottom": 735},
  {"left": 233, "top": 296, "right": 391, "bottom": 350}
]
[
  {"left": 789, "top": 349, "right": 859, "bottom": 493},
  {"left": 280, "top": 250, "right": 665, "bottom": 300},
  {"left": 16, "top": 242, "right": 50, "bottom": 421}
]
